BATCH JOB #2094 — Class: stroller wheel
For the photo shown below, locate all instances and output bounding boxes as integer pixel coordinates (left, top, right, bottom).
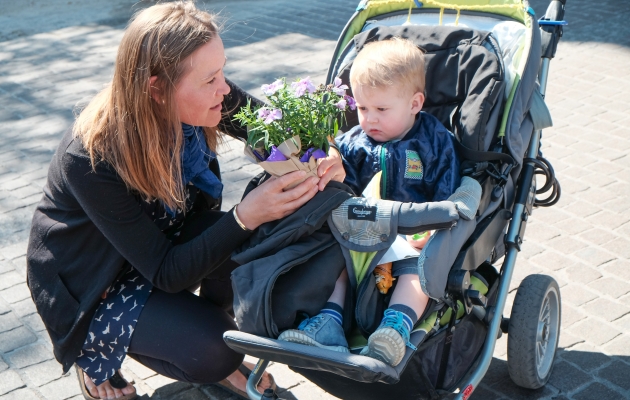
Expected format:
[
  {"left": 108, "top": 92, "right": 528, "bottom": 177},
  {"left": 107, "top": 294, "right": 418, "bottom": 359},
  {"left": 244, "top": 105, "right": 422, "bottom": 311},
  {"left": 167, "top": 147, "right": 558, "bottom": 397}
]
[{"left": 507, "top": 274, "right": 561, "bottom": 389}]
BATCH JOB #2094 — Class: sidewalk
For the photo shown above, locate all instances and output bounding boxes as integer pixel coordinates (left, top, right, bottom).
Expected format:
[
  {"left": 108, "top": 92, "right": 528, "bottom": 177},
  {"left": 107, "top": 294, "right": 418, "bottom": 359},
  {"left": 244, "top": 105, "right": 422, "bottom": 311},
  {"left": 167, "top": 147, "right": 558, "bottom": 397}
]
[{"left": 0, "top": 0, "right": 628, "bottom": 399}]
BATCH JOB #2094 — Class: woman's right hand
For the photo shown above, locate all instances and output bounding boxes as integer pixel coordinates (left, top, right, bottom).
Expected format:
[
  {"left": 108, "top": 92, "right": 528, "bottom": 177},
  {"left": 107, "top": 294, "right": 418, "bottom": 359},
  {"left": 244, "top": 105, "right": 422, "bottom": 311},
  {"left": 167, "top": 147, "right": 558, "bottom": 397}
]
[{"left": 236, "top": 171, "right": 319, "bottom": 230}]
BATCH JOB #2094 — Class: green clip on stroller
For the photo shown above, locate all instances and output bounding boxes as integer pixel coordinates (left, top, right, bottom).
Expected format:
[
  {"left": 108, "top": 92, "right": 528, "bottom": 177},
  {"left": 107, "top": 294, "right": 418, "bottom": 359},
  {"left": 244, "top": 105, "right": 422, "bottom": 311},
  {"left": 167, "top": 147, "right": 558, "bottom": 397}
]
[{"left": 223, "top": 0, "right": 566, "bottom": 398}]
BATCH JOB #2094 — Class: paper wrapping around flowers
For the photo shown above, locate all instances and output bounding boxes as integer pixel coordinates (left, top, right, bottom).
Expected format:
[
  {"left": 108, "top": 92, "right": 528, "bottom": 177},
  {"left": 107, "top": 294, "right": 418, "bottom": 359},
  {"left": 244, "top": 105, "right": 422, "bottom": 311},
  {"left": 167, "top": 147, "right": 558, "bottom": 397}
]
[{"left": 244, "top": 136, "right": 319, "bottom": 189}]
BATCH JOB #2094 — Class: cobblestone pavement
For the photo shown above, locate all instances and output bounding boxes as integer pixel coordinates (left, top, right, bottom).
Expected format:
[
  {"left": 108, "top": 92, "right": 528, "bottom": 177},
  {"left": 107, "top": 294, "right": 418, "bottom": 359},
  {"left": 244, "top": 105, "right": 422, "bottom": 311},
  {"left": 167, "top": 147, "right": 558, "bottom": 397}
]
[{"left": 0, "top": 0, "right": 628, "bottom": 399}]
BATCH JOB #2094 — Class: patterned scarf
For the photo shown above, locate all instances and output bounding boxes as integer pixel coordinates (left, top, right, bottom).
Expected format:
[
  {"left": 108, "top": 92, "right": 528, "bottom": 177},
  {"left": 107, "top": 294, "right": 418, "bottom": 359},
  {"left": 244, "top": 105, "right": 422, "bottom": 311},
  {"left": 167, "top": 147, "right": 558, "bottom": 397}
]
[{"left": 164, "top": 124, "right": 223, "bottom": 216}]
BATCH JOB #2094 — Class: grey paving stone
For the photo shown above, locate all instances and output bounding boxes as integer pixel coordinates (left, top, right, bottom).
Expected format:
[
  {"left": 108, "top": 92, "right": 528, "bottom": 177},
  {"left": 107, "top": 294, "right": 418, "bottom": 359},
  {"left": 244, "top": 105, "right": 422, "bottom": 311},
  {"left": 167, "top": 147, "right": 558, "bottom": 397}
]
[
  {"left": 0, "top": 271, "right": 23, "bottom": 291},
  {"left": 0, "top": 283, "right": 31, "bottom": 304},
  {"left": 546, "top": 361, "right": 593, "bottom": 394},
  {"left": 21, "top": 313, "right": 45, "bottom": 333},
  {"left": 468, "top": 385, "right": 504, "bottom": 400},
  {"left": 0, "top": 296, "right": 10, "bottom": 315},
  {"left": 170, "top": 387, "right": 211, "bottom": 400},
  {"left": 559, "top": 348, "right": 612, "bottom": 373},
  {"left": 0, "top": 312, "right": 22, "bottom": 333},
  {"left": 0, "top": 369, "right": 25, "bottom": 395},
  {"left": 561, "top": 264, "right": 602, "bottom": 285},
  {"left": 568, "top": 318, "right": 622, "bottom": 347},
  {"left": 572, "top": 382, "right": 626, "bottom": 400},
  {"left": 581, "top": 298, "right": 630, "bottom": 322},
  {"left": 561, "top": 285, "right": 598, "bottom": 307},
  {"left": 604, "top": 335, "right": 630, "bottom": 358},
  {"left": 0, "top": 178, "right": 30, "bottom": 192},
  {"left": 4, "top": 343, "right": 53, "bottom": 369},
  {"left": 588, "top": 277, "right": 630, "bottom": 299},
  {"left": 596, "top": 360, "right": 630, "bottom": 391},
  {"left": 492, "top": 382, "right": 556, "bottom": 400},
  {"left": 145, "top": 375, "right": 191, "bottom": 396},
  {"left": 20, "top": 359, "right": 65, "bottom": 387},
  {"left": 603, "top": 259, "right": 630, "bottom": 281},
  {"left": 0, "top": 326, "right": 37, "bottom": 353},
  {"left": 199, "top": 383, "right": 241, "bottom": 400},
  {"left": 10, "top": 297, "right": 36, "bottom": 318},
  {"left": 0, "top": 359, "right": 7, "bottom": 373},
  {"left": 0, "top": 261, "right": 14, "bottom": 277},
  {"left": 38, "top": 374, "right": 81, "bottom": 400},
  {"left": 0, "top": 387, "right": 40, "bottom": 400}
]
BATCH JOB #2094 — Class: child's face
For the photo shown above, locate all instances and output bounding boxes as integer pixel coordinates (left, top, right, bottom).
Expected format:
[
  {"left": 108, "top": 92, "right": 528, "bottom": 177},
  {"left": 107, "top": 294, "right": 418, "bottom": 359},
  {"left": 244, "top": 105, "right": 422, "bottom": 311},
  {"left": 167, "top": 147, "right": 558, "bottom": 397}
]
[{"left": 353, "top": 84, "right": 424, "bottom": 142}]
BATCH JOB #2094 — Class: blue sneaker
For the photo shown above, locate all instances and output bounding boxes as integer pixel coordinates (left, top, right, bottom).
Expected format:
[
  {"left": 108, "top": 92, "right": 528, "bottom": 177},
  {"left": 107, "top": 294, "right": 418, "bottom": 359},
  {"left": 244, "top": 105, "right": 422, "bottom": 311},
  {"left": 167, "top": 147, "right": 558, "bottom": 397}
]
[
  {"left": 360, "top": 310, "right": 417, "bottom": 366},
  {"left": 278, "top": 313, "right": 349, "bottom": 353}
]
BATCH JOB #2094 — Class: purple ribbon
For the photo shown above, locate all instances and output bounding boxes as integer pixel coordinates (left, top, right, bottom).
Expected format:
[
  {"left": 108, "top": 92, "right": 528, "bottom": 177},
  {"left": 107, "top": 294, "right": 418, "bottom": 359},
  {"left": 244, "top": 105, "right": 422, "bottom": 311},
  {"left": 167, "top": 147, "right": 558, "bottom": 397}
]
[{"left": 300, "top": 147, "right": 327, "bottom": 162}]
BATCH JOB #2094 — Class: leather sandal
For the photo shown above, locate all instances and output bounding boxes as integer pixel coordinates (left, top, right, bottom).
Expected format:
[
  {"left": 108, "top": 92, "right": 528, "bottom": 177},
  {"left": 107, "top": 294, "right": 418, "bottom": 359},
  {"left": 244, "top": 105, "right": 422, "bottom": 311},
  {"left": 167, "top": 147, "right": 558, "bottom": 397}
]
[
  {"left": 75, "top": 364, "right": 138, "bottom": 400},
  {"left": 213, "top": 362, "right": 277, "bottom": 399}
]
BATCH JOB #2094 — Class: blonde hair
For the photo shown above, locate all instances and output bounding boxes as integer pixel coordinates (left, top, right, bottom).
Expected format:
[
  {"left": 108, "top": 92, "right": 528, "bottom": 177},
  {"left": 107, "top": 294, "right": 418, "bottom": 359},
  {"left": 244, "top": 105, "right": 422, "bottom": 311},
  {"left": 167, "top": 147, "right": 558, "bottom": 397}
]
[
  {"left": 350, "top": 37, "right": 425, "bottom": 95},
  {"left": 74, "top": 1, "right": 221, "bottom": 211}
]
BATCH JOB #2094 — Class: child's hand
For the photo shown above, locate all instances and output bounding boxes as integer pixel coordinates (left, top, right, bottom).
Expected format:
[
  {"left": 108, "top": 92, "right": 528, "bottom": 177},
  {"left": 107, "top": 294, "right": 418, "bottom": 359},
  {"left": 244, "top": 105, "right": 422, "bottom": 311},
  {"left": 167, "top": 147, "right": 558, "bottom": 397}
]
[
  {"left": 406, "top": 231, "right": 431, "bottom": 250},
  {"left": 316, "top": 147, "right": 346, "bottom": 190}
]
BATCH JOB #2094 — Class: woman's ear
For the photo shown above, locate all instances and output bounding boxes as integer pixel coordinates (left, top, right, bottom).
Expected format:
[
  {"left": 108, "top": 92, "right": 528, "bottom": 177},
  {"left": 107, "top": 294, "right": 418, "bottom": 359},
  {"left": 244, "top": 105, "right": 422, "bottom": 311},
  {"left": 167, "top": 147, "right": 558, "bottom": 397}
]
[
  {"left": 149, "top": 76, "right": 163, "bottom": 104},
  {"left": 411, "top": 92, "right": 425, "bottom": 114}
]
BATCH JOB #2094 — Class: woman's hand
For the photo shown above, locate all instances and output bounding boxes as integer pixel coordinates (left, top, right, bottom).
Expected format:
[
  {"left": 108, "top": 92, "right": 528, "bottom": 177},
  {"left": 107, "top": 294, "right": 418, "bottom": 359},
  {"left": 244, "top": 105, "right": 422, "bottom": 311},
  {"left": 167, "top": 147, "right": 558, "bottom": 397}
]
[
  {"left": 236, "top": 171, "right": 319, "bottom": 230},
  {"left": 316, "top": 147, "right": 346, "bottom": 191}
]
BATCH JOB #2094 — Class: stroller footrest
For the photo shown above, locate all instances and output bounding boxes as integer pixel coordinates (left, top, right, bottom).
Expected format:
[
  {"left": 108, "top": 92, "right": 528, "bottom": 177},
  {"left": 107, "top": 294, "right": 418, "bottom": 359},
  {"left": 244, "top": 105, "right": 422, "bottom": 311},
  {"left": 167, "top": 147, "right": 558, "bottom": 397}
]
[{"left": 223, "top": 331, "right": 402, "bottom": 384}]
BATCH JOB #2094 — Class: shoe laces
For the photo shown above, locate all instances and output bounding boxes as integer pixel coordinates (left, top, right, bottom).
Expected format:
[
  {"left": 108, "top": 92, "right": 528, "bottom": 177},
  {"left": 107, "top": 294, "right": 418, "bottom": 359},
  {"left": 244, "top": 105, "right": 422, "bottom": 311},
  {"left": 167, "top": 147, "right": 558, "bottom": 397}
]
[
  {"left": 380, "top": 312, "right": 417, "bottom": 350},
  {"left": 297, "top": 315, "right": 324, "bottom": 333}
]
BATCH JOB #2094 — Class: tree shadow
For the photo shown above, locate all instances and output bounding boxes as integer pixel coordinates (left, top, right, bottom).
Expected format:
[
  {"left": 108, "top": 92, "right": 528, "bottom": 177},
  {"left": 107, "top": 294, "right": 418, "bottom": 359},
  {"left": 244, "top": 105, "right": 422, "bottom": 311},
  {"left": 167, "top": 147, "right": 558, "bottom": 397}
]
[{"left": 472, "top": 350, "right": 630, "bottom": 399}]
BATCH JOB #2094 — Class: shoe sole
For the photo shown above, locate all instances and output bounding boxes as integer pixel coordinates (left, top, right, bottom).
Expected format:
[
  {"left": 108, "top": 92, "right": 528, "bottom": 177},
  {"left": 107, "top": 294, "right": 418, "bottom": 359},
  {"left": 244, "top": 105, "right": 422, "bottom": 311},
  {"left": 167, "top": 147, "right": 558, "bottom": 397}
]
[
  {"left": 362, "top": 328, "right": 406, "bottom": 366},
  {"left": 278, "top": 330, "right": 350, "bottom": 353}
]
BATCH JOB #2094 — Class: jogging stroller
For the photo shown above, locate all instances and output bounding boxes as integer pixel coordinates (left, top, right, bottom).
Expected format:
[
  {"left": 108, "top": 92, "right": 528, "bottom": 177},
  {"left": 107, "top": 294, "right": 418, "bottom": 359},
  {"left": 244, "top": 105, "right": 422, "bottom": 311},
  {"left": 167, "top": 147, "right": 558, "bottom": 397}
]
[{"left": 223, "top": 0, "right": 565, "bottom": 398}]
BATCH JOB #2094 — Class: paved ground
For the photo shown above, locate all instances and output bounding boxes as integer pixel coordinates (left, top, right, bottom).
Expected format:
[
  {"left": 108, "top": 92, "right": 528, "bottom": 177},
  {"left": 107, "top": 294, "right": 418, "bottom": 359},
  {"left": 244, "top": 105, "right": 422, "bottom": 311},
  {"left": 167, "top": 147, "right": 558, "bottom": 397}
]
[{"left": 0, "top": 0, "right": 628, "bottom": 399}]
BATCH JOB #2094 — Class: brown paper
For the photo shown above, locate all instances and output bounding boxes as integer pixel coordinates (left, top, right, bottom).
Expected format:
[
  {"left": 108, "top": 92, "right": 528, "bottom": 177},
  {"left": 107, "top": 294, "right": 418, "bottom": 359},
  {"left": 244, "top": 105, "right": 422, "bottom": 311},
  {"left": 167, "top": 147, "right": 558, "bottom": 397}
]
[{"left": 246, "top": 136, "right": 320, "bottom": 189}]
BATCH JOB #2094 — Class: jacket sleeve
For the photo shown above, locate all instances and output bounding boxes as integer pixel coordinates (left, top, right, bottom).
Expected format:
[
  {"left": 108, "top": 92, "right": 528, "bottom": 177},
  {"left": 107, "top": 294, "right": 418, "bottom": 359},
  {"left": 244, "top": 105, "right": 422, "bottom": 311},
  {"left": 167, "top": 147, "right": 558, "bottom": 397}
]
[
  {"left": 61, "top": 152, "right": 252, "bottom": 293},
  {"left": 431, "top": 129, "right": 461, "bottom": 201},
  {"left": 218, "top": 78, "right": 264, "bottom": 141},
  {"left": 335, "top": 128, "right": 367, "bottom": 196}
]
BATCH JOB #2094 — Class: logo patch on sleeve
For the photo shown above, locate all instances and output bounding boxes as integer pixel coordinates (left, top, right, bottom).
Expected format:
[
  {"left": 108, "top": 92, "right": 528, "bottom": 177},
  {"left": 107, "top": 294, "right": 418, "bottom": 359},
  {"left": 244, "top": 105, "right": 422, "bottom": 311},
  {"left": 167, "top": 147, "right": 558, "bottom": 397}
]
[
  {"left": 348, "top": 205, "right": 377, "bottom": 221},
  {"left": 404, "top": 150, "right": 423, "bottom": 180}
]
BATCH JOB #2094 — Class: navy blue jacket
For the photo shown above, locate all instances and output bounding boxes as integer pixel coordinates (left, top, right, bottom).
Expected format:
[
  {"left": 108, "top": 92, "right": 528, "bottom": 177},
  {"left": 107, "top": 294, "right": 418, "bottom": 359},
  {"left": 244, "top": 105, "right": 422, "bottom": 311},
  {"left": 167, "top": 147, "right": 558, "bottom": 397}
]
[{"left": 336, "top": 112, "right": 460, "bottom": 203}]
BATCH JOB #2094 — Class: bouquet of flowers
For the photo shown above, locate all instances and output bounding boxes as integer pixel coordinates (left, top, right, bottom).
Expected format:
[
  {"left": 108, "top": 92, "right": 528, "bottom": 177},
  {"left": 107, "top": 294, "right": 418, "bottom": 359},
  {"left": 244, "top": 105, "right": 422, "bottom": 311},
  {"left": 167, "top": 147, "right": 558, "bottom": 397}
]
[{"left": 235, "top": 76, "right": 356, "bottom": 181}]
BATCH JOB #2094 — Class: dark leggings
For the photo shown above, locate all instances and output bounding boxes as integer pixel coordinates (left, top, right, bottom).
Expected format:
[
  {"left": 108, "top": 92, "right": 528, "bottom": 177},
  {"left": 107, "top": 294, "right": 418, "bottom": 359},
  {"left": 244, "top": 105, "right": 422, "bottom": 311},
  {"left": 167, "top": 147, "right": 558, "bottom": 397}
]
[{"left": 127, "top": 210, "right": 244, "bottom": 383}]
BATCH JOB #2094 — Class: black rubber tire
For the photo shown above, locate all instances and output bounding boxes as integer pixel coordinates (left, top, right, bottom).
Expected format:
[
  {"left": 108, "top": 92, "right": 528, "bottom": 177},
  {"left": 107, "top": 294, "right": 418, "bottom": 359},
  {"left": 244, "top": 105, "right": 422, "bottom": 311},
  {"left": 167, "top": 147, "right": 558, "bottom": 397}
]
[{"left": 507, "top": 274, "right": 561, "bottom": 389}]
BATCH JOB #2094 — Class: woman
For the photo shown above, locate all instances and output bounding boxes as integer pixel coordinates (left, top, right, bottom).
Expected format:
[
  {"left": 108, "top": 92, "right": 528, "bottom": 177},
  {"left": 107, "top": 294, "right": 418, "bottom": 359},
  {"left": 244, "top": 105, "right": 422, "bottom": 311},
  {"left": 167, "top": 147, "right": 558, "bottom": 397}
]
[{"left": 26, "top": 2, "right": 345, "bottom": 399}]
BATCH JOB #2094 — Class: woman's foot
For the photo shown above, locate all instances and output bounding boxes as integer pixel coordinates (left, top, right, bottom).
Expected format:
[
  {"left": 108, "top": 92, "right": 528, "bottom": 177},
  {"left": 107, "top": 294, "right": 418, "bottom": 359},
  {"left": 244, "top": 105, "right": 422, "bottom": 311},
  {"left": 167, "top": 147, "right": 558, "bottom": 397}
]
[
  {"left": 223, "top": 361, "right": 275, "bottom": 394},
  {"left": 81, "top": 368, "right": 136, "bottom": 400}
]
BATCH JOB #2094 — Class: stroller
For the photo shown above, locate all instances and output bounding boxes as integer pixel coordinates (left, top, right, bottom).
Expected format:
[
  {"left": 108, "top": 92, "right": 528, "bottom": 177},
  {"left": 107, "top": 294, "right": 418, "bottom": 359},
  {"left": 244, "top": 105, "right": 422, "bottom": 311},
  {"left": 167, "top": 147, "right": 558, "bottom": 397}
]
[{"left": 223, "top": 0, "right": 566, "bottom": 398}]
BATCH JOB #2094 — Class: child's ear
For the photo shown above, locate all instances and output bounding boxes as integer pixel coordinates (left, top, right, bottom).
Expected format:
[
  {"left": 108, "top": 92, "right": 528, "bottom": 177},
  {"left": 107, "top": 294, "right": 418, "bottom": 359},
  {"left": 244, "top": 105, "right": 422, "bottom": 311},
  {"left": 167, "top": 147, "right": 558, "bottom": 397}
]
[{"left": 411, "top": 92, "right": 425, "bottom": 114}]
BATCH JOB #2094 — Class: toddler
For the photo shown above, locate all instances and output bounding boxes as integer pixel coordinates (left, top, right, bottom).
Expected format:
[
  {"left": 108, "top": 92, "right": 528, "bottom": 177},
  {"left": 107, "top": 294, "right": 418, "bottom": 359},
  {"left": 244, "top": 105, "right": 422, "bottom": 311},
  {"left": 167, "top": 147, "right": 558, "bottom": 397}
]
[{"left": 279, "top": 37, "right": 460, "bottom": 366}]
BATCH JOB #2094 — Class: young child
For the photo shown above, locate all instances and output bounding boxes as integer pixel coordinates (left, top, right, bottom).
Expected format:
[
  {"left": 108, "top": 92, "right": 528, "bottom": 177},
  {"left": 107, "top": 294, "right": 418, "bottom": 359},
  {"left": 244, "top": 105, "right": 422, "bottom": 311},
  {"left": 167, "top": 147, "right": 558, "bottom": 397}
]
[{"left": 278, "top": 37, "right": 460, "bottom": 366}]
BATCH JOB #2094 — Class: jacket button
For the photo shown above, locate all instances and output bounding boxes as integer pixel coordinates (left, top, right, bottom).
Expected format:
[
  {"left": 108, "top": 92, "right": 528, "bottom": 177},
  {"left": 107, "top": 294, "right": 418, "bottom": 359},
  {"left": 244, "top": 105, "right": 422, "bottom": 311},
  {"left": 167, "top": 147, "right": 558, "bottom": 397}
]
[
  {"left": 380, "top": 234, "right": 388, "bottom": 242},
  {"left": 342, "top": 232, "right": 350, "bottom": 240}
]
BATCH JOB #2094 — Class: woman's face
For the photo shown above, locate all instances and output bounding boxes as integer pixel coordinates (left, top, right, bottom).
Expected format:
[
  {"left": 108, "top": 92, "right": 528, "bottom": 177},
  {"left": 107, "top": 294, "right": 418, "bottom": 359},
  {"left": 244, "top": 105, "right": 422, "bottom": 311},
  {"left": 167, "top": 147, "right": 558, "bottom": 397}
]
[{"left": 174, "top": 37, "right": 230, "bottom": 127}]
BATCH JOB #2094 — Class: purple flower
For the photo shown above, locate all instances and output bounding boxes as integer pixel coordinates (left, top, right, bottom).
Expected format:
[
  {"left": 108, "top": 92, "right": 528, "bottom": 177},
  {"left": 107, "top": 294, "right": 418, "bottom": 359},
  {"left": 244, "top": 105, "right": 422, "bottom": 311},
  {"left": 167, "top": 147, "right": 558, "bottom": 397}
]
[
  {"left": 263, "top": 108, "right": 282, "bottom": 124},
  {"left": 332, "top": 77, "right": 349, "bottom": 96},
  {"left": 261, "top": 79, "right": 284, "bottom": 96},
  {"left": 344, "top": 95, "right": 357, "bottom": 111},
  {"left": 257, "top": 108, "right": 270, "bottom": 120},
  {"left": 335, "top": 99, "right": 347, "bottom": 110},
  {"left": 266, "top": 145, "right": 288, "bottom": 162},
  {"left": 291, "top": 77, "right": 316, "bottom": 97}
]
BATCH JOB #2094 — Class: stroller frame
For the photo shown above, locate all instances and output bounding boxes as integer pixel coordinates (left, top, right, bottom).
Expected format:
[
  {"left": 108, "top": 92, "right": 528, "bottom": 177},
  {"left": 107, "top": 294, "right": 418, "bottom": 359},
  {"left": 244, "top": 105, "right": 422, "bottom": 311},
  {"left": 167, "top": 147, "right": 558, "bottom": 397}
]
[{"left": 233, "top": 1, "right": 566, "bottom": 399}]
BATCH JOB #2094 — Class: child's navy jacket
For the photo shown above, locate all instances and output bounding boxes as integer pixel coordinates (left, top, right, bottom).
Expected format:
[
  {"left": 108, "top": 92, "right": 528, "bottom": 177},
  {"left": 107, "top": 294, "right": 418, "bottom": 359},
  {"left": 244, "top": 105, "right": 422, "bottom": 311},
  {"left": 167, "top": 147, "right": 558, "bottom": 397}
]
[{"left": 336, "top": 111, "right": 461, "bottom": 202}]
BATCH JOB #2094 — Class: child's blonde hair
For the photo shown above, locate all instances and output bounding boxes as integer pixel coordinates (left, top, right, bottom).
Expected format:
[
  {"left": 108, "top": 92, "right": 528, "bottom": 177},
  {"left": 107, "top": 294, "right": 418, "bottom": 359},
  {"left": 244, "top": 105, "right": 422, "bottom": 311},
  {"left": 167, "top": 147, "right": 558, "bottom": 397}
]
[{"left": 350, "top": 37, "right": 425, "bottom": 95}]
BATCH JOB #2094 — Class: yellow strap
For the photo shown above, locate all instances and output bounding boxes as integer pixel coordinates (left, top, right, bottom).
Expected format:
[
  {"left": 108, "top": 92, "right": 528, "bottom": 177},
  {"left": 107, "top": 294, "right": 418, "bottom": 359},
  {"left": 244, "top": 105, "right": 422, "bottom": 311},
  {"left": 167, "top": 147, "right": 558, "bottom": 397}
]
[{"left": 417, "top": 0, "right": 523, "bottom": 11}]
